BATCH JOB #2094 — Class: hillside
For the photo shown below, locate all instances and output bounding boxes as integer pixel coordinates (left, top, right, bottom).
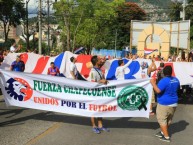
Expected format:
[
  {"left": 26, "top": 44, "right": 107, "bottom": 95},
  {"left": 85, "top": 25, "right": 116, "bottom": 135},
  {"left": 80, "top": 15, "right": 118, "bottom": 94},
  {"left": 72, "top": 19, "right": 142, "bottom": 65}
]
[
  {"left": 125, "top": 0, "right": 172, "bottom": 8},
  {"left": 125, "top": 0, "right": 173, "bottom": 21}
]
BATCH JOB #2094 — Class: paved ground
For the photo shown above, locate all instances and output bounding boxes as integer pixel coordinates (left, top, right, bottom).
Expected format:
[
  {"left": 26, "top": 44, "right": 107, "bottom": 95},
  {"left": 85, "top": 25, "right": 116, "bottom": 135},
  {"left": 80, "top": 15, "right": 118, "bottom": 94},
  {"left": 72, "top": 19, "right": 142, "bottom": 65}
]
[{"left": 0, "top": 94, "right": 192, "bottom": 145}]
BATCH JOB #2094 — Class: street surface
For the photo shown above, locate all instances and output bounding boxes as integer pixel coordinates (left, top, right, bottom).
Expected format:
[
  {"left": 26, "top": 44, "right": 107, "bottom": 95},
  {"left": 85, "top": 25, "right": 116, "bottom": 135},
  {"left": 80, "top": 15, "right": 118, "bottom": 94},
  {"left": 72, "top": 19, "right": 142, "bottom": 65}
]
[{"left": 0, "top": 95, "right": 192, "bottom": 145}]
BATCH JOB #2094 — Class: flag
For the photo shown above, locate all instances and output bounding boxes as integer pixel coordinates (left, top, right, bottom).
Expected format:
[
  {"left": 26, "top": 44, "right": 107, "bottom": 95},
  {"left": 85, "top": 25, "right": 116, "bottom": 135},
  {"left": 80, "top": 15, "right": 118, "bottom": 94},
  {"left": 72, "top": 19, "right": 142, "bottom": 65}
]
[
  {"left": 105, "top": 59, "right": 142, "bottom": 80},
  {"left": 74, "top": 47, "right": 85, "bottom": 54},
  {"left": 0, "top": 52, "right": 66, "bottom": 75},
  {"left": 144, "top": 48, "right": 158, "bottom": 55}
]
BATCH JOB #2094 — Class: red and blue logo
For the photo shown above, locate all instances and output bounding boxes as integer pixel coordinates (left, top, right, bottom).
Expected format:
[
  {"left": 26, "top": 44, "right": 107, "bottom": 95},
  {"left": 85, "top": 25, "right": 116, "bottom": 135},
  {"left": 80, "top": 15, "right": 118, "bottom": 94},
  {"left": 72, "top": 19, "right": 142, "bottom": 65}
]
[{"left": 5, "top": 78, "right": 33, "bottom": 101}]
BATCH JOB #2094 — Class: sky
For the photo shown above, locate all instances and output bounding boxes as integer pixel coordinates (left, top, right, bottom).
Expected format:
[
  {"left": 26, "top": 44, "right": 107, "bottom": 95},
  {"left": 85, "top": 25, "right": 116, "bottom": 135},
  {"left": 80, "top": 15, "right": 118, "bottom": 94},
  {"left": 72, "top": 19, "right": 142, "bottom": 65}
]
[{"left": 28, "top": 0, "right": 55, "bottom": 17}]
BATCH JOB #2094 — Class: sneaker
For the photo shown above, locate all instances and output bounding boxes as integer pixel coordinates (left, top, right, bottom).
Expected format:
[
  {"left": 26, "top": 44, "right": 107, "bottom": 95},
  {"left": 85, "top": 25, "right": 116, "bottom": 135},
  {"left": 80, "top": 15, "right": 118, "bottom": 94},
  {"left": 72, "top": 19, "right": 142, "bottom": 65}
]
[
  {"left": 98, "top": 126, "right": 110, "bottom": 132},
  {"left": 92, "top": 127, "right": 100, "bottom": 134},
  {"left": 159, "top": 136, "right": 171, "bottom": 143},
  {"left": 155, "top": 131, "right": 163, "bottom": 138}
]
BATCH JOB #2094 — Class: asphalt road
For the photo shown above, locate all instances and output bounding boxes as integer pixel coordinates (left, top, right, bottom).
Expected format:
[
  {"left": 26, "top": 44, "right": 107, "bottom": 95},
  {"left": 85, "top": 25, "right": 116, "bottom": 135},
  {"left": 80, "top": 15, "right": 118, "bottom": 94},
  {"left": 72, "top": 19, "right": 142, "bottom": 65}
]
[{"left": 0, "top": 95, "right": 192, "bottom": 145}]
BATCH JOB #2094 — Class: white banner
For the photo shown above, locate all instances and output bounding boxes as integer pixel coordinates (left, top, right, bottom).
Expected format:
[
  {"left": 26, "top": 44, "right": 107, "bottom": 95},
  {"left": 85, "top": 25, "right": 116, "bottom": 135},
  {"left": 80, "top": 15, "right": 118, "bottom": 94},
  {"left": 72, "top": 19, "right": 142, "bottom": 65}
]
[
  {"left": 1, "top": 52, "right": 193, "bottom": 85},
  {"left": 0, "top": 69, "right": 152, "bottom": 118}
]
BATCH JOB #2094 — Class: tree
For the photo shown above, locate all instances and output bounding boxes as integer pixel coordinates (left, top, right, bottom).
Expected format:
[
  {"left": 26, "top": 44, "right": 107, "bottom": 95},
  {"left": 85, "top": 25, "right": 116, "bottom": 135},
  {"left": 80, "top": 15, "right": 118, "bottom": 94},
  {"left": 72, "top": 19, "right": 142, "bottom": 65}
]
[
  {"left": 185, "top": 1, "right": 193, "bottom": 48},
  {"left": 0, "top": 0, "right": 26, "bottom": 42},
  {"left": 115, "top": 2, "right": 146, "bottom": 48},
  {"left": 186, "top": 1, "right": 193, "bottom": 24},
  {"left": 73, "top": 0, "right": 125, "bottom": 51},
  {"left": 54, "top": 0, "right": 75, "bottom": 51},
  {"left": 53, "top": 0, "right": 146, "bottom": 52},
  {"left": 168, "top": 1, "right": 182, "bottom": 21}
]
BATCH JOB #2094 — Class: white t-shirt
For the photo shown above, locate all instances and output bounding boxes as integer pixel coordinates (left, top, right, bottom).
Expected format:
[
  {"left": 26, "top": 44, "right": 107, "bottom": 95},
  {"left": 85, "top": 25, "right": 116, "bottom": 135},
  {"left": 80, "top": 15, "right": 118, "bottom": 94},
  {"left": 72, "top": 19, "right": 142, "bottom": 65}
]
[
  {"left": 115, "top": 59, "right": 132, "bottom": 80},
  {"left": 10, "top": 46, "right": 16, "bottom": 52},
  {"left": 141, "top": 68, "right": 148, "bottom": 79},
  {"left": 69, "top": 63, "right": 78, "bottom": 79},
  {"left": 88, "top": 68, "right": 103, "bottom": 82},
  {"left": 168, "top": 58, "right": 172, "bottom": 62}
]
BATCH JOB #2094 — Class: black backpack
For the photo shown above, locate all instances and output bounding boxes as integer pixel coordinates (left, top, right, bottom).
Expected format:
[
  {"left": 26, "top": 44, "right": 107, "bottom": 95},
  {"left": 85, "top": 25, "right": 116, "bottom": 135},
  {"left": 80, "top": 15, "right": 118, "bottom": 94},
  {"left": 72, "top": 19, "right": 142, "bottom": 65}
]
[
  {"left": 77, "top": 71, "right": 86, "bottom": 81},
  {"left": 157, "top": 69, "right": 164, "bottom": 83}
]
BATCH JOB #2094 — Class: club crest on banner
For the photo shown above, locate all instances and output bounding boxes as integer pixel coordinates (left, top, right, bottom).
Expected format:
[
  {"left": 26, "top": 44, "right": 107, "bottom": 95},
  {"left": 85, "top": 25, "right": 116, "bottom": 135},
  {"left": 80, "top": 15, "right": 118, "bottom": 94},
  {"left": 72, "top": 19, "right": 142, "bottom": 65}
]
[
  {"left": 5, "top": 78, "right": 33, "bottom": 101},
  {"left": 117, "top": 85, "right": 148, "bottom": 111}
]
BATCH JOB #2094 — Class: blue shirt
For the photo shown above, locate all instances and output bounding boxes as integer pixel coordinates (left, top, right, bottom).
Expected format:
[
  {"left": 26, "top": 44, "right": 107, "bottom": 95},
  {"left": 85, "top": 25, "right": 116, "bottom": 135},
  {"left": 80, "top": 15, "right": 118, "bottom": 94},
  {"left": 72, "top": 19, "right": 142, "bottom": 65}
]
[
  {"left": 11, "top": 61, "right": 25, "bottom": 72},
  {"left": 157, "top": 76, "right": 180, "bottom": 105}
]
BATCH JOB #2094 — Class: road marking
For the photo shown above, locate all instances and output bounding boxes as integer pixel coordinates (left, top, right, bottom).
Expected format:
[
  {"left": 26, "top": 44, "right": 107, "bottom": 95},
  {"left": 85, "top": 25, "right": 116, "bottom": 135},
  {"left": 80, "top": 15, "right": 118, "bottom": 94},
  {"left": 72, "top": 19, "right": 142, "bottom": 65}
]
[{"left": 25, "top": 122, "right": 62, "bottom": 145}]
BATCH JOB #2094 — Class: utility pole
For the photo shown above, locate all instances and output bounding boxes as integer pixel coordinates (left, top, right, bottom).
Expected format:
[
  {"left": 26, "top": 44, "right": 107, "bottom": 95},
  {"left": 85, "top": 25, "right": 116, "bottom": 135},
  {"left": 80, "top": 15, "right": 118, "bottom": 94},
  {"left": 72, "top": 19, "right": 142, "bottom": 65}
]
[
  {"left": 38, "top": 0, "right": 42, "bottom": 54},
  {"left": 26, "top": 0, "right": 30, "bottom": 51},
  {"left": 115, "top": 29, "right": 117, "bottom": 58},
  {"left": 182, "top": 0, "right": 186, "bottom": 20},
  {"left": 47, "top": 0, "right": 50, "bottom": 55}
]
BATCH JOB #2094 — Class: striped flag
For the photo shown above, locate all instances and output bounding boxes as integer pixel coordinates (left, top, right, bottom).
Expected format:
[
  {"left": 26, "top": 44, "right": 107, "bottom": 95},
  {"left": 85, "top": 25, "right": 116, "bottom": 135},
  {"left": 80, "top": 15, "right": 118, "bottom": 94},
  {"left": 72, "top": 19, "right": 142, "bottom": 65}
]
[
  {"left": 74, "top": 47, "right": 85, "bottom": 54},
  {"left": 144, "top": 48, "right": 158, "bottom": 55}
]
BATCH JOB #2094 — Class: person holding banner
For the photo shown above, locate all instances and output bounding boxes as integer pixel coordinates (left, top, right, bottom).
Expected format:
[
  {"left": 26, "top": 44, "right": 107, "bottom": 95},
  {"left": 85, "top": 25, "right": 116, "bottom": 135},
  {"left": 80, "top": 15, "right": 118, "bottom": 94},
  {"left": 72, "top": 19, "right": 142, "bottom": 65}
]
[
  {"left": 150, "top": 66, "right": 180, "bottom": 143},
  {"left": 69, "top": 56, "right": 78, "bottom": 79},
  {"left": 148, "top": 58, "right": 157, "bottom": 116},
  {"left": 89, "top": 55, "right": 109, "bottom": 134},
  {"left": 47, "top": 62, "right": 60, "bottom": 76}
]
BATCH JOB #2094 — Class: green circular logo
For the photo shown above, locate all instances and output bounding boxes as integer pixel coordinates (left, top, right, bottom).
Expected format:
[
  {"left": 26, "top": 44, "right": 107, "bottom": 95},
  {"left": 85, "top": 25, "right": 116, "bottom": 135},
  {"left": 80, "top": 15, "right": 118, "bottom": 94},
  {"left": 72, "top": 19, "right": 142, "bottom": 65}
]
[{"left": 117, "top": 85, "right": 148, "bottom": 111}]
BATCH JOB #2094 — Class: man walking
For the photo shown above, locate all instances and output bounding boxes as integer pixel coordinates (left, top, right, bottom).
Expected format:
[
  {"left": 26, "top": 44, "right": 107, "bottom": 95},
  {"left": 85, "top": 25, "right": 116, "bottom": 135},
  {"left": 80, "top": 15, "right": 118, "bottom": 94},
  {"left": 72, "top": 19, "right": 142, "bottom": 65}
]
[
  {"left": 89, "top": 55, "right": 109, "bottom": 134},
  {"left": 150, "top": 66, "right": 180, "bottom": 142}
]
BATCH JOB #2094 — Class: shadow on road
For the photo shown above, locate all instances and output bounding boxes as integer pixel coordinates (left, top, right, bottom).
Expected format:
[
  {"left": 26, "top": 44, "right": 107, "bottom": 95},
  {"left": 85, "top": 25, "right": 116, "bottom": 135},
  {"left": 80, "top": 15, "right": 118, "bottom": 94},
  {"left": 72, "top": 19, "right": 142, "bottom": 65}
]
[
  {"left": 0, "top": 108, "right": 189, "bottom": 136},
  {"left": 170, "top": 120, "right": 189, "bottom": 136},
  {"left": 0, "top": 111, "right": 159, "bottom": 130},
  {"left": 0, "top": 108, "right": 28, "bottom": 118}
]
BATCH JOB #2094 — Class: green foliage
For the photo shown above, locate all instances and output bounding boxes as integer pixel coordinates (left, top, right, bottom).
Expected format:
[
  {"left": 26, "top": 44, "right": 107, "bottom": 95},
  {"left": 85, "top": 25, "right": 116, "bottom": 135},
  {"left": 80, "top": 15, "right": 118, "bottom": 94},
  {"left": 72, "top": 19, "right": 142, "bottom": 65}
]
[
  {"left": 53, "top": 0, "right": 146, "bottom": 52},
  {"left": 115, "top": 2, "right": 146, "bottom": 48},
  {"left": 188, "top": 0, "right": 193, "bottom": 3},
  {"left": 0, "top": 0, "right": 26, "bottom": 42},
  {"left": 18, "top": 39, "right": 49, "bottom": 55},
  {"left": 185, "top": 3, "right": 193, "bottom": 24},
  {"left": 2, "top": 39, "right": 15, "bottom": 50},
  {"left": 169, "top": 1, "right": 182, "bottom": 21}
]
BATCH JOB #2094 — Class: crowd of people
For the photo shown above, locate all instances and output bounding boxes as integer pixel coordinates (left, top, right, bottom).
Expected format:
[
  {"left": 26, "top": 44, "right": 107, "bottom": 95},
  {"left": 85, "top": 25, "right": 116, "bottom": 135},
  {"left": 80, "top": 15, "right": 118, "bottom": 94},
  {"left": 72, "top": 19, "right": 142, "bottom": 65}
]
[
  {"left": 43, "top": 54, "right": 180, "bottom": 143},
  {"left": 0, "top": 40, "right": 192, "bottom": 143}
]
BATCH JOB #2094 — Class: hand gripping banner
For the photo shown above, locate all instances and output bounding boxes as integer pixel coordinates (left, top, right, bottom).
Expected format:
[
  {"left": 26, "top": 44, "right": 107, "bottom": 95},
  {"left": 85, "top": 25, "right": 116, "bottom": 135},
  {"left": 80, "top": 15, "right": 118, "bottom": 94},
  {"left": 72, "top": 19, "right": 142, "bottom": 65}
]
[{"left": 0, "top": 69, "right": 152, "bottom": 118}]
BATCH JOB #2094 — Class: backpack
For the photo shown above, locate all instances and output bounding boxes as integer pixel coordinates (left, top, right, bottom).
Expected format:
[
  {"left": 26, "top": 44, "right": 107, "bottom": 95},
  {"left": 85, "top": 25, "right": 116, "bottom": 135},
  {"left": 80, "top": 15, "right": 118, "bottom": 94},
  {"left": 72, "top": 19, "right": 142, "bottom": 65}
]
[
  {"left": 77, "top": 71, "right": 86, "bottom": 81},
  {"left": 157, "top": 69, "right": 164, "bottom": 83}
]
